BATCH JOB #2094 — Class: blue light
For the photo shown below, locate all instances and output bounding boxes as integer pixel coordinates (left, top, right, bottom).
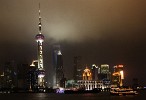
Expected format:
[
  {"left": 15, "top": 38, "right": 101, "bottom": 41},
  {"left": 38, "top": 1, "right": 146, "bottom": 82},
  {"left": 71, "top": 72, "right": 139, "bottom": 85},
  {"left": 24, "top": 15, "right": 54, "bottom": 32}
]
[{"left": 56, "top": 88, "right": 64, "bottom": 93}]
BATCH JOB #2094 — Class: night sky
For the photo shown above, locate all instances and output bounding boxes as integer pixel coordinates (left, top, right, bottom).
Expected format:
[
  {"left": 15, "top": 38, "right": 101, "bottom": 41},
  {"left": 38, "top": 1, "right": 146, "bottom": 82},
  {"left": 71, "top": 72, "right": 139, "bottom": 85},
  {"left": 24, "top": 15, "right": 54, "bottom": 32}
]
[{"left": 0, "top": 0, "right": 146, "bottom": 86}]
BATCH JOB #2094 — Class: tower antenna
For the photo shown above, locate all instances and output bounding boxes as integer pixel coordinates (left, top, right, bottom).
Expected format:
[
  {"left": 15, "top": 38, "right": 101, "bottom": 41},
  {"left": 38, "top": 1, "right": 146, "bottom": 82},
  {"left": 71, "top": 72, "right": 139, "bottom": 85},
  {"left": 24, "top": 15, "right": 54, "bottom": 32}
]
[{"left": 38, "top": 3, "right": 42, "bottom": 34}]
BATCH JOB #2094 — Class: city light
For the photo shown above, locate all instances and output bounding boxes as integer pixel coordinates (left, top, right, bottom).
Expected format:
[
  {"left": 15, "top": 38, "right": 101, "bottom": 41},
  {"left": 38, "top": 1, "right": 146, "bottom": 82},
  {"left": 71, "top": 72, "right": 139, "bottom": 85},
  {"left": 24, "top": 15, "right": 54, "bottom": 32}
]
[{"left": 120, "top": 70, "right": 124, "bottom": 79}]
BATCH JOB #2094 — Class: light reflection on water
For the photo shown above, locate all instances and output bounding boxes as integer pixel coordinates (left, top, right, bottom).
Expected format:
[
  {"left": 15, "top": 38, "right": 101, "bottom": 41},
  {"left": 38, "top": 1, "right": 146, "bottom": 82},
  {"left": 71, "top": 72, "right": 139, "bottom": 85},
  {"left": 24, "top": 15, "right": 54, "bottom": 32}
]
[{"left": 0, "top": 90, "right": 145, "bottom": 100}]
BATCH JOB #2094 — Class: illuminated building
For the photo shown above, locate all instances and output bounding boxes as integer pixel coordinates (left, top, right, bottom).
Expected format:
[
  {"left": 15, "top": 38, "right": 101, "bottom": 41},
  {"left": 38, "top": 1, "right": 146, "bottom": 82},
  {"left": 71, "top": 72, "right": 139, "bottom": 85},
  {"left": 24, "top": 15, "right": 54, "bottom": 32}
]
[
  {"left": 73, "top": 56, "right": 82, "bottom": 80},
  {"left": 77, "top": 80, "right": 110, "bottom": 91},
  {"left": 53, "top": 45, "right": 64, "bottom": 87},
  {"left": 98, "top": 64, "right": 111, "bottom": 81},
  {"left": 112, "top": 65, "right": 124, "bottom": 87},
  {"left": 35, "top": 4, "right": 45, "bottom": 88},
  {"left": 113, "top": 65, "right": 124, "bottom": 74},
  {"left": 77, "top": 66, "right": 110, "bottom": 90},
  {"left": 65, "top": 80, "right": 77, "bottom": 88},
  {"left": 83, "top": 67, "right": 92, "bottom": 80},
  {"left": 91, "top": 64, "right": 98, "bottom": 80},
  {"left": 28, "top": 60, "right": 38, "bottom": 91},
  {"left": 100, "top": 64, "right": 110, "bottom": 74}
]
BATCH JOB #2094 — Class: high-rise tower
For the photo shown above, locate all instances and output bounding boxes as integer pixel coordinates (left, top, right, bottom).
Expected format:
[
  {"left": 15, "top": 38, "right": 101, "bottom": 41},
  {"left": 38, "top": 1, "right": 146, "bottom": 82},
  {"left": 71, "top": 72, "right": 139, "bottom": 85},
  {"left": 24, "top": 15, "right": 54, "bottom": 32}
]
[
  {"left": 73, "top": 56, "right": 82, "bottom": 80},
  {"left": 53, "top": 45, "right": 64, "bottom": 87},
  {"left": 35, "top": 4, "right": 45, "bottom": 88},
  {"left": 112, "top": 65, "right": 124, "bottom": 87},
  {"left": 91, "top": 64, "right": 98, "bottom": 80}
]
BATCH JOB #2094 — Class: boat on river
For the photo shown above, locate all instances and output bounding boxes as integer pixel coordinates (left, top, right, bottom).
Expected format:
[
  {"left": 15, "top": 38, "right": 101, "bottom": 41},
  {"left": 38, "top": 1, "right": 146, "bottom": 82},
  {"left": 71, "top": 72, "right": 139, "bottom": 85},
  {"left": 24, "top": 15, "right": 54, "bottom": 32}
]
[{"left": 110, "top": 87, "right": 138, "bottom": 96}]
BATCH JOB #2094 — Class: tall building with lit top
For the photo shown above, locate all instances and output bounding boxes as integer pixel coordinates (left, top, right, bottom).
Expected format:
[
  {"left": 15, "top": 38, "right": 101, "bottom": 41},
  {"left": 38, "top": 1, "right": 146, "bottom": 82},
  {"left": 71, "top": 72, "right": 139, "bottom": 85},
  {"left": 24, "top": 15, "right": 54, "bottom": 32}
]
[
  {"left": 112, "top": 65, "right": 124, "bottom": 87},
  {"left": 91, "top": 64, "right": 98, "bottom": 80},
  {"left": 28, "top": 60, "right": 38, "bottom": 91},
  {"left": 53, "top": 45, "right": 64, "bottom": 87},
  {"left": 35, "top": 4, "right": 45, "bottom": 88}
]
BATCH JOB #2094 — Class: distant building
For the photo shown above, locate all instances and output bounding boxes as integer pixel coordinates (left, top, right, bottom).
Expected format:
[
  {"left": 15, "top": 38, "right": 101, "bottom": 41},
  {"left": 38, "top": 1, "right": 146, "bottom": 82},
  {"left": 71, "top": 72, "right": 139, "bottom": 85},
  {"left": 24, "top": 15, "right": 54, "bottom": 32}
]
[
  {"left": 28, "top": 60, "right": 38, "bottom": 91},
  {"left": 112, "top": 65, "right": 124, "bottom": 87},
  {"left": 83, "top": 67, "right": 92, "bottom": 80},
  {"left": 17, "top": 63, "right": 29, "bottom": 89},
  {"left": 0, "top": 61, "right": 34, "bottom": 91},
  {"left": 91, "top": 64, "right": 98, "bottom": 80},
  {"left": 98, "top": 64, "right": 111, "bottom": 81},
  {"left": 113, "top": 65, "right": 124, "bottom": 74},
  {"left": 0, "top": 65, "right": 4, "bottom": 88},
  {"left": 100, "top": 64, "right": 110, "bottom": 74},
  {"left": 65, "top": 80, "right": 77, "bottom": 89},
  {"left": 73, "top": 56, "right": 82, "bottom": 80},
  {"left": 53, "top": 45, "right": 64, "bottom": 87},
  {"left": 77, "top": 66, "right": 110, "bottom": 90},
  {"left": 78, "top": 80, "right": 110, "bottom": 91},
  {"left": 60, "top": 76, "right": 66, "bottom": 88},
  {"left": 3, "top": 61, "right": 17, "bottom": 89}
]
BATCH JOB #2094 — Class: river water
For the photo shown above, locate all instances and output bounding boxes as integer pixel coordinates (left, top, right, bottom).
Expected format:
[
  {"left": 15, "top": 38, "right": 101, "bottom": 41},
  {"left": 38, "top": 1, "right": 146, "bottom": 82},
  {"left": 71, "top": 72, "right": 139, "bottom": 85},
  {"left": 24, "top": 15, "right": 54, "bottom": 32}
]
[{"left": 0, "top": 90, "right": 146, "bottom": 100}]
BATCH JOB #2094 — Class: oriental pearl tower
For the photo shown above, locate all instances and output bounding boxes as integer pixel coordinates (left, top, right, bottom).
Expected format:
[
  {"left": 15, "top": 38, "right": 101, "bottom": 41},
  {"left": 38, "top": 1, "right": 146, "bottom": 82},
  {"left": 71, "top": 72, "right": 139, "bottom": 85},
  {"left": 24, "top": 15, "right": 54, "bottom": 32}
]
[{"left": 35, "top": 4, "right": 45, "bottom": 88}]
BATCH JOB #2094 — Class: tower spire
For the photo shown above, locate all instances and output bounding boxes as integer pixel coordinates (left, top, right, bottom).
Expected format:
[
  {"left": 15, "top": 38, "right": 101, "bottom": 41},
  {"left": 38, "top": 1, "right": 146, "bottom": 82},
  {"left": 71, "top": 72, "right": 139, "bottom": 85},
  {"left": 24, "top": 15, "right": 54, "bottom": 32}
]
[{"left": 38, "top": 3, "right": 42, "bottom": 34}]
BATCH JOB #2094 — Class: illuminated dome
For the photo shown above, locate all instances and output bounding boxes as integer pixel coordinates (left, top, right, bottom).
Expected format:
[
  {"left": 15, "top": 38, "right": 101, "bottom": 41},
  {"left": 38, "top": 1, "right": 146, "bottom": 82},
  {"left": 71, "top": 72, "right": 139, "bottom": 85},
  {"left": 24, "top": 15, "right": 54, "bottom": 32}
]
[
  {"left": 35, "top": 34, "right": 44, "bottom": 42},
  {"left": 83, "top": 67, "right": 92, "bottom": 80}
]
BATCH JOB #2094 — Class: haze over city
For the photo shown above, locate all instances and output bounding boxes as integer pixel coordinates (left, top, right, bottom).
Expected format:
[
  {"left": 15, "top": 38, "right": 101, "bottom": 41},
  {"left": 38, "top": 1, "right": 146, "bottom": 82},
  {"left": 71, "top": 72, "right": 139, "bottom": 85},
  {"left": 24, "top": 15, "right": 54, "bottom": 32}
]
[{"left": 0, "top": 0, "right": 146, "bottom": 86}]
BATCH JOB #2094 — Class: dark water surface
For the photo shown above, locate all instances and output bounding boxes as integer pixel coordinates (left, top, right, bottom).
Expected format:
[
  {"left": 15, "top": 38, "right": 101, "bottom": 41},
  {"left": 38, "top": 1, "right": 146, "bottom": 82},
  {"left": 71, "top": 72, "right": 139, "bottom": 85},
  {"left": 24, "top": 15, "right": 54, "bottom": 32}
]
[{"left": 0, "top": 90, "right": 146, "bottom": 100}]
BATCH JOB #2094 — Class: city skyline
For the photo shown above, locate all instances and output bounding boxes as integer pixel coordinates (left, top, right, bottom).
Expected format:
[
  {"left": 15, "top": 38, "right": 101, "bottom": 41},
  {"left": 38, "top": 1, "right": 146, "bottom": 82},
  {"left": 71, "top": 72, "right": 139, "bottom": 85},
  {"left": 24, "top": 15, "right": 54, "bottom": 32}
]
[{"left": 0, "top": 0, "right": 146, "bottom": 86}]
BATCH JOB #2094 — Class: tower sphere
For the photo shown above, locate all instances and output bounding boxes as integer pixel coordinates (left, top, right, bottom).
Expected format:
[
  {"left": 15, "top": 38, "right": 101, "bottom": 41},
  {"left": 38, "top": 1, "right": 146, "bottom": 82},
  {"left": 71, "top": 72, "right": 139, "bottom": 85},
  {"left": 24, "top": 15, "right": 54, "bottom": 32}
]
[
  {"left": 35, "top": 34, "right": 44, "bottom": 42},
  {"left": 37, "top": 70, "right": 45, "bottom": 77}
]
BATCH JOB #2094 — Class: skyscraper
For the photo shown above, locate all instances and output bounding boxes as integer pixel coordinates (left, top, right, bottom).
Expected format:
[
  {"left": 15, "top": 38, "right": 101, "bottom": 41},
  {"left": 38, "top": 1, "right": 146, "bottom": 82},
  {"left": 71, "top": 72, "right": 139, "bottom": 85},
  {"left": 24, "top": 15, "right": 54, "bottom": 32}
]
[
  {"left": 73, "top": 56, "right": 82, "bottom": 80},
  {"left": 91, "top": 64, "right": 98, "bottom": 80},
  {"left": 35, "top": 4, "right": 45, "bottom": 88},
  {"left": 53, "top": 45, "right": 64, "bottom": 87},
  {"left": 112, "top": 65, "right": 124, "bottom": 87},
  {"left": 28, "top": 60, "right": 38, "bottom": 91},
  {"left": 98, "top": 64, "right": 110, "bottom": 80}
]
